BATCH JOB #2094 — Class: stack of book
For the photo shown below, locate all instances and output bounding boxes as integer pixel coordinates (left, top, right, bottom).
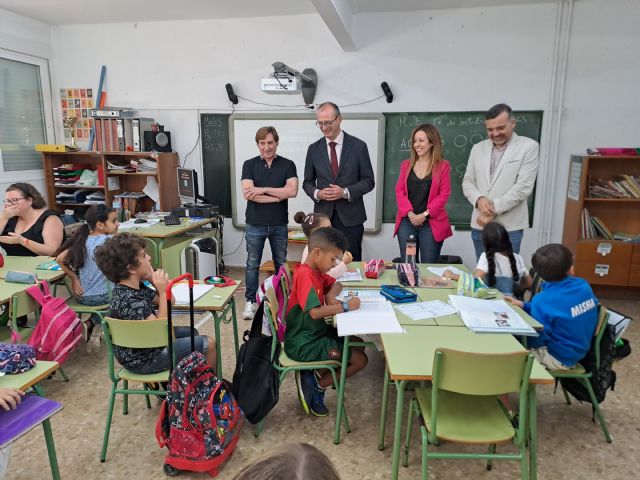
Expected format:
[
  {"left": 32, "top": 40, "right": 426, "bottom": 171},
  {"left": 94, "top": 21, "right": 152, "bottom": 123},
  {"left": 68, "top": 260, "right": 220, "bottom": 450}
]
[
  {"left": 53, "top": 165, "right": 84, "bottom": 185},
  {"left": 581, "top": 208, "right": 614, "bottom": 240},
  {"left": 589, "top": 175, "right": 640, "bottom": 198}
]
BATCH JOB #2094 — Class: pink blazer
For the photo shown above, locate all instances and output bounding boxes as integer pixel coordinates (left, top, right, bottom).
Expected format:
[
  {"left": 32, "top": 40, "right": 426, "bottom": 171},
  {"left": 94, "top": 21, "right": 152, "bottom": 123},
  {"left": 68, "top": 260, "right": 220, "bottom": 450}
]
[{"left": 393, "top": 159, "right": 453, "bottom": 243}]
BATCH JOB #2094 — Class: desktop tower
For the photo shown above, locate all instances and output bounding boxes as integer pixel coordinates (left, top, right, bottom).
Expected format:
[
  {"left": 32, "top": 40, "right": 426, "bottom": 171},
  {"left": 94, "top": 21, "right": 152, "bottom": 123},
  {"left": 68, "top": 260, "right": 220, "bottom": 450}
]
[{"left": 180, "top": 237, "right": 219, "bottom": 280}]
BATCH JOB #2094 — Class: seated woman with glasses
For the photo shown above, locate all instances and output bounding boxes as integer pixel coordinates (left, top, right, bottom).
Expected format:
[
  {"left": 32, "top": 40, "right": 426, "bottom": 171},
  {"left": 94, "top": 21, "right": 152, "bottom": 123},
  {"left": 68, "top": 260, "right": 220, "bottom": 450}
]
[{"left": 0, "top": 183, "right": 64, "bottom": 257}]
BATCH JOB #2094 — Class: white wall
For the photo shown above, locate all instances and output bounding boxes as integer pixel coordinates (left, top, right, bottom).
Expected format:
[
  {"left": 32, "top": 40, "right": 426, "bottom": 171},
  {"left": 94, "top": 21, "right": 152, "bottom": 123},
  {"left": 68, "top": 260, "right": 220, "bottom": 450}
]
[
  {"left": 552, "top": 0, "right": 640, "bottom": 242},
  {"left": 0, "top": 7, "right": 54, "bottom": 196},
  {"left": 42, "top": 1, "right": 640, "bottom": 269}
]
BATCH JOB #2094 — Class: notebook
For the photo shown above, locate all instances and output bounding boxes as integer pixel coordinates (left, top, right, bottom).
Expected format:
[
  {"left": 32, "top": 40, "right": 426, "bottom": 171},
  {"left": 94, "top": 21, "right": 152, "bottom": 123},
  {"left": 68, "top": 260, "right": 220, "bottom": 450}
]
[
  {"left": 170, "top": 284, "right": 215, "bottom": 306},
  {"left": 0, "top": 394, "right": 63, "bottom": 449}
]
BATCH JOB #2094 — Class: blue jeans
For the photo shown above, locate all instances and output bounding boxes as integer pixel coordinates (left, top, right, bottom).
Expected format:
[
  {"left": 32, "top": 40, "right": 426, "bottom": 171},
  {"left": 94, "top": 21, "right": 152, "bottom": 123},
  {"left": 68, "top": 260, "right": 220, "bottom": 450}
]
[
  {"left": 471, "top": 228, "right": 524, "bottom": 261},
  {"left": 129, "top": 326, "right": 208, "bottom": 374},
  {"left": 77, "top": 293, "right": 111, "bottom": 326},
  {"left": 396, "top": 217, "right": 443, "bottom": 263},
  {"left": 245, "top": 223, "right": 288, "bottom": 301}
]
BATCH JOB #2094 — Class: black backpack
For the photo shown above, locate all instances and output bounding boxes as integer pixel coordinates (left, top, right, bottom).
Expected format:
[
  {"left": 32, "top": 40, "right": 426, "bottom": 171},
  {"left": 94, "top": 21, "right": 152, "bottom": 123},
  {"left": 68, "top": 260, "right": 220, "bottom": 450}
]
[
  {"left": 560, "top": 323, "right": 617, "bottom": 404},
  {"left": 231, "top": 301, "right": 280, "bottom": 424}
]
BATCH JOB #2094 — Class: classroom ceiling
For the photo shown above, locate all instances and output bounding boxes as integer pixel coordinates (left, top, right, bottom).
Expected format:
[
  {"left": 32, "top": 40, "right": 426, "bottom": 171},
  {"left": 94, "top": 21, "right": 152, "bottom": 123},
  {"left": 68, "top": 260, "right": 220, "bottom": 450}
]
[{"left": 0, "top": 0, "right": 551, "bottom": 25}]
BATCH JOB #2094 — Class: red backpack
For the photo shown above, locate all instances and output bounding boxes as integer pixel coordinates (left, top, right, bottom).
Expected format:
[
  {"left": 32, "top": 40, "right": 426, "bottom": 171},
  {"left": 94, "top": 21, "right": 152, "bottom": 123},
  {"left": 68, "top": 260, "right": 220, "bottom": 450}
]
[
  {"left": 26, "top": 281, "right": 82, "bottom": 363},
  {"left": 156, "top": 351, "right": 244, "bottom": 477}
]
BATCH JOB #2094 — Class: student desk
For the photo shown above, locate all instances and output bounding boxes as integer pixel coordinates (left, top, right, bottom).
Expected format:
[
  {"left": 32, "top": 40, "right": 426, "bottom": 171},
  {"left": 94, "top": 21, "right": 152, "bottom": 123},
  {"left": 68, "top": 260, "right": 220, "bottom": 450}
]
[
  {"left": 379, "top": 326, "right": 553, "bottom": 480},
  {"left": 0, "top": 257, "right": 66, "bottom": 340},
  {"left": 0, "top": 361, "right": 62, "bottom": 480},
  {"left": 339, "top": 262, "right": 469, "bottom": 289},
  {"left": 172, "top": 281, "right": 241, "bottom": 378},
  {"left": 120, "top": 219, "right": 216, "bottom": 277},
  {"left": 259, "top": 230, "right": 307, "bottom": 275}
]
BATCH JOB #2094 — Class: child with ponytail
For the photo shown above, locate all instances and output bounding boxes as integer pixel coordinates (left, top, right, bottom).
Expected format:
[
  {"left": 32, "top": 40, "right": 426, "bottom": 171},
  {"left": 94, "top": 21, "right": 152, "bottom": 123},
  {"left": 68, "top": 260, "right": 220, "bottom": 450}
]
[
  {"left": 54, "top": 205, "right": 119, "bottom": 351},
  {"left": 473, "top": 221, "right": 531, "bottom": 298},
  {"left": 294, "top": 211, "right": 352, "bottom": 279}
]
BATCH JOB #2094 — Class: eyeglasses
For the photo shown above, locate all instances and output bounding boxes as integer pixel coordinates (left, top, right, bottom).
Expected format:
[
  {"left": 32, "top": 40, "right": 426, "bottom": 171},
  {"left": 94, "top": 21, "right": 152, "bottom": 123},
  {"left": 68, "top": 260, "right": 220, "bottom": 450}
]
[
  {"left": 315, "top": 117, "right": 339, "bottom": 129},
  {"left": 3, "top": 197, "right": 26, "bottom": 206}
]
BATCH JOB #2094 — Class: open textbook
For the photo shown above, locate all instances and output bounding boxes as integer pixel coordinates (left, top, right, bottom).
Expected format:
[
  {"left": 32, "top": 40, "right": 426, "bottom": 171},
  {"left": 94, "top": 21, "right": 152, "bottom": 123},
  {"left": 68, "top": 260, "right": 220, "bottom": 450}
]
[
  {"left": 395, "top": 300, "right": 457, "bottom": 321},
  {"left": 448, "top": 295, "right": 538, "bottom": 336},
  {"left": 335, "top": 269, "right": 363, "bottom": 282},
  {"left": 336, "top": 301, "right": 403, "bottom": 336}
]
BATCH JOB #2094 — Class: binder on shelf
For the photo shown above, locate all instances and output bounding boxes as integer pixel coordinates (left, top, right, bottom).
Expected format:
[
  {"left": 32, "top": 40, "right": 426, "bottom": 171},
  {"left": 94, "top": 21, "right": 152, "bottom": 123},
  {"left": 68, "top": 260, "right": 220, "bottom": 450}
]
[
  {"left": 94, "top": 118, "right": 104, "bottom": 151},
  {"left": 116, "top": 118, "right": 125, "bottom": 151},
  {"left": 110, "top": 118, "right": 119, "bottom": 152},
  {"left": 123, "top": 118, "right": 134, "bottom": 151},
  {"left": 102, "top": 118, "right": 111, "bottom": 151},
  {"left": 132, "top": 118, "right": 155, "bottom": 152},
  {"left": 90, "top": 107, "right": 135, "bottom": 118}
]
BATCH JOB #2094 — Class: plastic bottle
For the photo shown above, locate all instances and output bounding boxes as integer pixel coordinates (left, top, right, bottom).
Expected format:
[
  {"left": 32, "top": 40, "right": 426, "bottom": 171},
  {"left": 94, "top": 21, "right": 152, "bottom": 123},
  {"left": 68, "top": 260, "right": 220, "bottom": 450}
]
[{"left": 406, "top": 234, "right": 417, "bottom": 264}]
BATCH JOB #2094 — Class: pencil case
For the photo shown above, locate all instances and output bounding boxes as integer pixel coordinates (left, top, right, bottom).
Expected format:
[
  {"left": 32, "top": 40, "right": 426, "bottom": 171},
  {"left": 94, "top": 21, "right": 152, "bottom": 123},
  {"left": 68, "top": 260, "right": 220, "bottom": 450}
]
[
  {"left": 4, "top": 271, "right": 37, "bottom": 284},
  {"left": 380, "top": 284, "right": 417, "bottom": 303},
  {"left": 364, "top": 259, "right": 384, "bottom": 279}
]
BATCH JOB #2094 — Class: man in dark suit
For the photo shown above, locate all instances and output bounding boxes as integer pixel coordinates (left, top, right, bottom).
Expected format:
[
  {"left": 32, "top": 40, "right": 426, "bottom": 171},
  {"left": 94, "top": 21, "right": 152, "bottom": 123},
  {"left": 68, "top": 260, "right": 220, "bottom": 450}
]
[{"left": 303, "top": 102, "right": 375, "bottom": 261}]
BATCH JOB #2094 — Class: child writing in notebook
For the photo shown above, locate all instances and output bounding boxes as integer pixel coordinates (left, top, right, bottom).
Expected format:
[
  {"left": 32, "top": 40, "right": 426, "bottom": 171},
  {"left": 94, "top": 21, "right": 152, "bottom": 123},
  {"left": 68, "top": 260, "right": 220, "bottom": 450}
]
[
  {"left": 294, "top": 211, "right": 352, "bottom": 279},
  {"left": 444, "top": 221, "right": 531, "bottom": 297},
  {"left": 94, "top": 233, "right": 217, "bottom": 374},
  {"left": 284, "top": 227, "right": 368, "bottom": 417},
  {"left": 54, "top": 205, "right": 119, "bottom": 352}
]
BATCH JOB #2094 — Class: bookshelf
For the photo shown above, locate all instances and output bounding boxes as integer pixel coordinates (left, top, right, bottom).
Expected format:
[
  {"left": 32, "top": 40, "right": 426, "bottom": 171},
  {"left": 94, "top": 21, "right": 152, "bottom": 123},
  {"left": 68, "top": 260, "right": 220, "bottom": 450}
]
[
  {"left": 41, "top": 151, "right": 181, "bottom": 215},
  {"left": 562, "top": 154, "right": 640, "bottom": 288}
]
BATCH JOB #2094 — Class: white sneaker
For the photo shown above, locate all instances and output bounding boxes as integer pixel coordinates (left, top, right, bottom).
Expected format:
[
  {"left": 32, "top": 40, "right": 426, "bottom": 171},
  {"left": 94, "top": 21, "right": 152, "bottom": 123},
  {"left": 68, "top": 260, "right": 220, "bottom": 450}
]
[{"left": 242, "top": 301, "right": 256, "bottom": 320}]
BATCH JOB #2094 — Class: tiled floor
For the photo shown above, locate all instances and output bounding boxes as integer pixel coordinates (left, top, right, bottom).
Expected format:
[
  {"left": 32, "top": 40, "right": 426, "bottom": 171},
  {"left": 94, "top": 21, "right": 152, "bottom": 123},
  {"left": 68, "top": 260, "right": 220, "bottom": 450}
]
[{"left": 5, "top": 270, "right": 639, "bottom": 479}]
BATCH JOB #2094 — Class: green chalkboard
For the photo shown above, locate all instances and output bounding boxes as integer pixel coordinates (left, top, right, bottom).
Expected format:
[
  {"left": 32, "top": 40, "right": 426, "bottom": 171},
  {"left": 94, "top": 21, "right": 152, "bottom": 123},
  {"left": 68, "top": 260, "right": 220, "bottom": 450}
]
[
  {"left": 201, "top": 113, "right": 232, "bottom": 216},
  {"left": 382, "top": 111, "right": 543, "bottom": 227}
]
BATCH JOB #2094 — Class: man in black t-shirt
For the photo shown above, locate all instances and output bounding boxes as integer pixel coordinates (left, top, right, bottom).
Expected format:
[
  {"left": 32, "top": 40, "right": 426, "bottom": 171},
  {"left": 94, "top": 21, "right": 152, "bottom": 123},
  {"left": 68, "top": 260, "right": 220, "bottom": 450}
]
[{"left": 241, "top": 126, "right": 298, "bottom": 319}]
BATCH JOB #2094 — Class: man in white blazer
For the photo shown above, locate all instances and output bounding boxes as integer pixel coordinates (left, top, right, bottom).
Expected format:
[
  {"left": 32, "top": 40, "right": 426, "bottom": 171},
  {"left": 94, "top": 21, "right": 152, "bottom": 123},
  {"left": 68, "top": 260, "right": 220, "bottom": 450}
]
[{"left": 462, "top": 103, "right": 539, "bottom": 259}]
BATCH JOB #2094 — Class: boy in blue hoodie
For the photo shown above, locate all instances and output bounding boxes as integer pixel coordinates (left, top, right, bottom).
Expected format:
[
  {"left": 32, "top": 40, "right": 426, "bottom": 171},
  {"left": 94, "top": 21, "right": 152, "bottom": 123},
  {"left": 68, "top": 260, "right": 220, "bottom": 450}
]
[{"left": 506, "top": 243, "right": 598, "bottom": 370}]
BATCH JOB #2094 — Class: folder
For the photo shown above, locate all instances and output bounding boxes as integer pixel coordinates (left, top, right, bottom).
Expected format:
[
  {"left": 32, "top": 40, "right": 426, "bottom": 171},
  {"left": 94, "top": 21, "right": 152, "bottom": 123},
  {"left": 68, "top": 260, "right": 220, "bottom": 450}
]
[
  {"left": 116, "top": 118, "right": 125, "bottom": 151},
  {"left": 132, "top": 118, "right": 155, "bottom": 152},
  {"left": 110, "top": 118, "right": 119, "bottom": 152},
  {"left": 95, "top": 119, "right": 104, "bottom": 151}
]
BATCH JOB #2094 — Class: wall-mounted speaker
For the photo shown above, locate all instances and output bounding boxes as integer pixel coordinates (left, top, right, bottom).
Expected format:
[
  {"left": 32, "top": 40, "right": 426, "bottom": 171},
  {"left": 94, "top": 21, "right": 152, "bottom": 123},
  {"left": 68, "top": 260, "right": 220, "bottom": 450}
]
[{"left": 144, "top": 129, "right": 172, "bottom": 152}]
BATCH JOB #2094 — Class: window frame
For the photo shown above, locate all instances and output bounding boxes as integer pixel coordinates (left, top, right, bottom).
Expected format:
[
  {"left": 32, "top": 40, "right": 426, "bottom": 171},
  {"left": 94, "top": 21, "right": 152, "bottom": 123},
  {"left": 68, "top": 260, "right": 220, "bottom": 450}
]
[{"left": 0, "top": 48, "right": 55, "bottom": 176}]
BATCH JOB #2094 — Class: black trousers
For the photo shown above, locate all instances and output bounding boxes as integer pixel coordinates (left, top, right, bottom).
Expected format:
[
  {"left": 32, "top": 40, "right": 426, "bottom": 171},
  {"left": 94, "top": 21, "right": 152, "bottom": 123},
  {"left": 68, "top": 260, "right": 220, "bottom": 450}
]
[{"left": 331, "top": 210, "right": 364, "bottom": 261}]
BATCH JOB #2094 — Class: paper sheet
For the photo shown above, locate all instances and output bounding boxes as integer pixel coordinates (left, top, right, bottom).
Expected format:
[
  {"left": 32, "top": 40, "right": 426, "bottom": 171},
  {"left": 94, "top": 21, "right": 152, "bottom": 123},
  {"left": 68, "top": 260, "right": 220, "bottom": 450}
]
[
  {"left": 336, "top": 269, "right": 363, "bottom": 282},
  {"left": 394, "top": 300, "right": 457, "bottom": 320},
  {"left": 337, "top": 301, "right": 403, "bottom": 336},
  {"left": 143, "top": 176, "right": 160, "bottom": 205},
  {"left": 427, "top": 266, "right": 464, "bottom": 277},
  {"left": 171, "top": 284, "right": 215, "bottom": 306}
]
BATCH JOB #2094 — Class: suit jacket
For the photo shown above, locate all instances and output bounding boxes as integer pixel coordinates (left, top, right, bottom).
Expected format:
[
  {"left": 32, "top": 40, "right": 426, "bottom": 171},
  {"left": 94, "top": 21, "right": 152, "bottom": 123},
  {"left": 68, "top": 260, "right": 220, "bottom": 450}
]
[
  {"left": 393, "top": 159, "right": 453, "bottom": 243},
  {"left": 302, "top": 131, "right": 375, "bottom": 227},
  {"left": 462, "top": 132, "right": 539, "bottom": 231}
]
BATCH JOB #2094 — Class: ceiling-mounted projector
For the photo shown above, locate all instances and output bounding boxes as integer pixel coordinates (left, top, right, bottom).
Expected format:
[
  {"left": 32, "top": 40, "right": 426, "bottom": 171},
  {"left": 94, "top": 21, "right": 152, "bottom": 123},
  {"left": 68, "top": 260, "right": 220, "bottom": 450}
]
[{"left": 261, "top": 74, "right": 300, "bottom": 94}]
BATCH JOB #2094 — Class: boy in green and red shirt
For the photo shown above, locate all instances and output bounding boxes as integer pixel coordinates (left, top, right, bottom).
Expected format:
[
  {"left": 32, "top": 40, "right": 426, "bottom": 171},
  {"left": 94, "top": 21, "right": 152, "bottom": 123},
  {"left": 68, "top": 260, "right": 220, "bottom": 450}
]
[{"left": 284, "top": 227, "right": 368, "bottom": 417}]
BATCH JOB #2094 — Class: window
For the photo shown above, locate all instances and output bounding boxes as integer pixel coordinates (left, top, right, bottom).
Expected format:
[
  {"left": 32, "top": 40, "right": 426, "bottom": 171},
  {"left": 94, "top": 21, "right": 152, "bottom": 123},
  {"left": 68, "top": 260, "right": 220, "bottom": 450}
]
[{"left": 0, "top": 50, "right": 54, "bottom": 171}]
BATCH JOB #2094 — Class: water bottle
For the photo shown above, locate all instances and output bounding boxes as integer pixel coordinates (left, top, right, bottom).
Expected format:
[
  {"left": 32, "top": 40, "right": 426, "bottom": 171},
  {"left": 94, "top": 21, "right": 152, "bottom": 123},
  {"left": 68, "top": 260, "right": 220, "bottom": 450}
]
[{"left": 406, "top": 235, "right": 417, "bottom": 265}]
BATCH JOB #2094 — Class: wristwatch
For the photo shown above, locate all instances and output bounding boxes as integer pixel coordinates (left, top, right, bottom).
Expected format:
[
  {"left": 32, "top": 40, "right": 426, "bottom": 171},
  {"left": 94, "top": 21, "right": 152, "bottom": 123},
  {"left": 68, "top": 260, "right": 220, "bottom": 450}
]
[{"left": 341, "top": 301, "right": 350, "bottom": 312}]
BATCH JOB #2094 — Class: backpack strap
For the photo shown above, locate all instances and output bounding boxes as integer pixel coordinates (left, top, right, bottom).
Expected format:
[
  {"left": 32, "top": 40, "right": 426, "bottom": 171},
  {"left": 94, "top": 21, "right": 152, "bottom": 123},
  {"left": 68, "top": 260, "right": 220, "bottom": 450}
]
[
  {"left": 40, "top": 280, "right": 51, "bottom": 298},
  {"left": 250, "top": 301, "right": 265, "bottom": 338},
  {"left": 25, "top": 282, "right": 46, "bottom": 307}
]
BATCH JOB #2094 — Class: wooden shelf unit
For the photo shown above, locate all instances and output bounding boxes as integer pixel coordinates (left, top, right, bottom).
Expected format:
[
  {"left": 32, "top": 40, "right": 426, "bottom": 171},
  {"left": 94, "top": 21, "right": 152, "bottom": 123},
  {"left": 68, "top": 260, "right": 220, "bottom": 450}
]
[
  {"left": 41, "top": 151, "right": 181, "bottom": 214},
  {"left": 562, "top": 154, "right": 640, "bottom": 288}
]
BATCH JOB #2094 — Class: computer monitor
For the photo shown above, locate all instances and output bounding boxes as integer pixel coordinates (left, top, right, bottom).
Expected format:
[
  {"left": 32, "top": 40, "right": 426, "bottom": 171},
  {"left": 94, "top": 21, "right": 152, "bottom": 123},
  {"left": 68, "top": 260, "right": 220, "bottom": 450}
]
[
  {"left": 177, "top": 167, "right": 209, "bottom": 205},
  {"left": 177, "top": 167, "right": 197, "bottom": 204}
]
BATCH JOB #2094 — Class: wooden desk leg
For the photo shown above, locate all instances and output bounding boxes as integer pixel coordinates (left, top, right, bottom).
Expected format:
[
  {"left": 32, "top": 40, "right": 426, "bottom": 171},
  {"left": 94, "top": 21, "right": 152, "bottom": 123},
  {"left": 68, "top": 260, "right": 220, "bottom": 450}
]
[
  {"left": 378, "top": 366, "right": 390, "bottom": 450},
  {"left": 529, "top": 385, "right": 538, "bottom": 480},
  {"left": 391, "top": 380, "right": 407, "bottom": 480},
  {"left": 334, "top": 335, "right": 351, "bottom": 445},
  {"left": 34, "top": 385, "right": 61, "bottom": 480}
]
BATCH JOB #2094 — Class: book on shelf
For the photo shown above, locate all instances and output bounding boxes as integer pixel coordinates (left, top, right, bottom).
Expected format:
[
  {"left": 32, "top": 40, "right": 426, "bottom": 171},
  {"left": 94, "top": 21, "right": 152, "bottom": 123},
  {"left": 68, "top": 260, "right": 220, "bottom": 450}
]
[
  {"left": 612, "top": 232, "right": 640, "bottom": 243},
  {"left": 588, "top": 175, "right": 640, "bottom": 199},
  {"left": 581, "top": 208, "right": 613, "bottom": 240}
]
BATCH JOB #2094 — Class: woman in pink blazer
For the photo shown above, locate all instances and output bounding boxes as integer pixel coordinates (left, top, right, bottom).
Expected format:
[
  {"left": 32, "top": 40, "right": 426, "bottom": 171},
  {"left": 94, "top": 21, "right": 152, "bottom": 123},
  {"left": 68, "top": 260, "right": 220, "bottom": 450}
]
[{"left": 394, "top": 124, "right": 453, "bottom": 263}]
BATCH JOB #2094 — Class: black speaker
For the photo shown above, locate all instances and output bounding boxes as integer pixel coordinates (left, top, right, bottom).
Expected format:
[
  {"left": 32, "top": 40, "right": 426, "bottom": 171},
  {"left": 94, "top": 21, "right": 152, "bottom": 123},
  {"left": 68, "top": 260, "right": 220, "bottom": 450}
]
[{"left": 144, "top": 130, "right": 172, "bottom": 152}]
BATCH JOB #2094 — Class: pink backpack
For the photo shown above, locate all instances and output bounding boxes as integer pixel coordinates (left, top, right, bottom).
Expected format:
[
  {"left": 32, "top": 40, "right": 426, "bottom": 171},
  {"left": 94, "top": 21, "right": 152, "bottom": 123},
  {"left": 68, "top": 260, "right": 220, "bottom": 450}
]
[
  {"left": 255, "top": 265, "right": 290, "bottom": 341},
  {"left": 26, "top": 281, "right": 82, "bottom": 364}
]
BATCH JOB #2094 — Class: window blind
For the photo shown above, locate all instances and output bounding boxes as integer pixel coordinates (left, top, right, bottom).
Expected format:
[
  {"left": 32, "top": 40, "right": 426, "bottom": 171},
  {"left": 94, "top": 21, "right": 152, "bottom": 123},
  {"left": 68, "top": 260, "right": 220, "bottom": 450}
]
[{"left": 0, "top": 57, "right": 47, "bottom": 171}]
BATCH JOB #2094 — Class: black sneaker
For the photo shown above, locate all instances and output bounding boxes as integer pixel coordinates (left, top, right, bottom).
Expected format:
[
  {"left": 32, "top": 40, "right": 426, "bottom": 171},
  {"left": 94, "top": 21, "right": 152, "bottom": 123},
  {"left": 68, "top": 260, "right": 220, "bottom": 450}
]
[{"left": 310, "top": 385, "right": 329, "bottom": 417}]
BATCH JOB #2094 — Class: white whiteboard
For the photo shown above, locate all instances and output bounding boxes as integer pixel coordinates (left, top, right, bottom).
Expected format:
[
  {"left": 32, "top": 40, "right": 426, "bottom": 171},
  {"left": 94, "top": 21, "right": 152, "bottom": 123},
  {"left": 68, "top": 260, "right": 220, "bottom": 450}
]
[{"left": 229, "top": 113, "right": 385, "bottom": 232}]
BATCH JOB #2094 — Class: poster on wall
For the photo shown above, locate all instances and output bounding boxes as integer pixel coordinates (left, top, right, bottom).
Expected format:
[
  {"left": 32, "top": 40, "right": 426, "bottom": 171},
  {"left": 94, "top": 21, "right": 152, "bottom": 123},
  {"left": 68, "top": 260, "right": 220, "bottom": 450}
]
[{"left": 60, "top": 88, "right": 94, "bottom": 142}]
